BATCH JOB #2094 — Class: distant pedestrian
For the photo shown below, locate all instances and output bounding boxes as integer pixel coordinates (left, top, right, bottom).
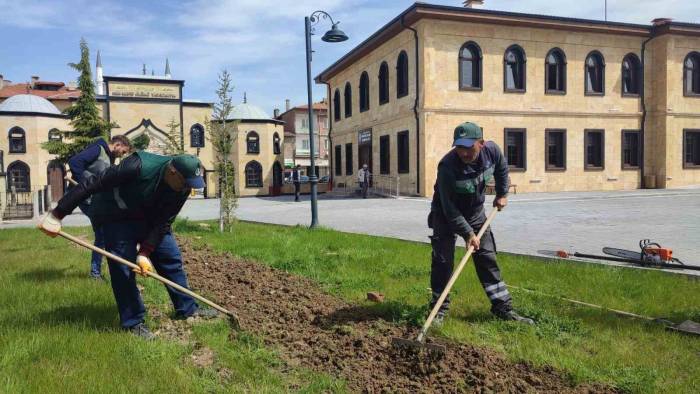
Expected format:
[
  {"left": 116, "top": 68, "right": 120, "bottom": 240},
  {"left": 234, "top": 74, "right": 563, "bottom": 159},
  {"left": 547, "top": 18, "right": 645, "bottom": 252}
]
[
  {"left": 292, "top": 165, "right": 302, "bottom": 202},
  {"left": 358, "top": 164, "right": 370, "bottom": 199}
]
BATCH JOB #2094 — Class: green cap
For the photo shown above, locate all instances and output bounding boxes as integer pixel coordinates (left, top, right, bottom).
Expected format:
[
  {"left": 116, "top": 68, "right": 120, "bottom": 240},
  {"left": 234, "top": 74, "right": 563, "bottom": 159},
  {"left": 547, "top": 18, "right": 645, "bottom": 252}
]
[
  {"left": 453, "top": 122, "right": 483, "bottom": 148},
  {"left": 170, "top": 154, "right": 205, "bottom": 189}
]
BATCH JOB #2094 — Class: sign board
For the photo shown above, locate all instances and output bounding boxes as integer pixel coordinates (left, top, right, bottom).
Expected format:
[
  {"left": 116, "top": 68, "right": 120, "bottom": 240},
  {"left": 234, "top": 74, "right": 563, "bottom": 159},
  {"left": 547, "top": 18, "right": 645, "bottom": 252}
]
[
  {"left": 358, "top": 128, "right": 372, "bottom": 145},
  {"left": 109, "top": 82, "right": 180, "bottom": 100}
]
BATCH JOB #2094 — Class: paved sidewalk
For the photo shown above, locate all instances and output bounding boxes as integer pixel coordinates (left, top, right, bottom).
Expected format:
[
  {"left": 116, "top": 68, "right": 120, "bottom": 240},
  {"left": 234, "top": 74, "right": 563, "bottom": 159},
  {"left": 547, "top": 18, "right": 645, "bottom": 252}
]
[{"left": 4, "top": 188, "right": 699, "bottom": 274}]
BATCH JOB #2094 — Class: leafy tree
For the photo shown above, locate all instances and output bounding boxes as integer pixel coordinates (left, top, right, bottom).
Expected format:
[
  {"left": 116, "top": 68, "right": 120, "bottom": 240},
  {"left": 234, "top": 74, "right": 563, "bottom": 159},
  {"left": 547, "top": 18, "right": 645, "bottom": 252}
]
[
  {"left": 42, "top": 38, "right": 116, "bottom": 162},
  {"left": 206, "top": 70, "right": 239, "bottom": 232}
]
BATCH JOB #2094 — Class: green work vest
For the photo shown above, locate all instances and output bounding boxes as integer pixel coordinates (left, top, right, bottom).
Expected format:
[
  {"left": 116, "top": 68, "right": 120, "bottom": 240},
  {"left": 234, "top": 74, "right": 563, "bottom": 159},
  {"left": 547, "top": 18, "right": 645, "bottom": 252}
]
[{"left": 89, "top": 151, "right": 173, "bottom": 219}]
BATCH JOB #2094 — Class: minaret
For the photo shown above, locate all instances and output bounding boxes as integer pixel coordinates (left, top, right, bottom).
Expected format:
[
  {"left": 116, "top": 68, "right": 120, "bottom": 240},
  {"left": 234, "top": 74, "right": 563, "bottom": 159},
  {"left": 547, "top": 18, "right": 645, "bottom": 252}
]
[
  {"left": 95, "top": 50, "right": 104, "bottom": 95},
  {"left": 243, "top": 92, "right": 247, "bottom": 104},
  {"left": 142, "top": 64, "right": 147, "bottom": 75},
  {"left": 165, "top": 58, "right": 171, "bottom": 79}
]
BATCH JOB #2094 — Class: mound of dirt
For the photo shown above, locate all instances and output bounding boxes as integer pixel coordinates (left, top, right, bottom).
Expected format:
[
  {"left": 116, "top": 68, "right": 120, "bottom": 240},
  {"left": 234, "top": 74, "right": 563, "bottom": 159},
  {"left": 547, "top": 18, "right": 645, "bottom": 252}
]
[{"left": 180, "top": 238, "right": 614, "bottom": 393}]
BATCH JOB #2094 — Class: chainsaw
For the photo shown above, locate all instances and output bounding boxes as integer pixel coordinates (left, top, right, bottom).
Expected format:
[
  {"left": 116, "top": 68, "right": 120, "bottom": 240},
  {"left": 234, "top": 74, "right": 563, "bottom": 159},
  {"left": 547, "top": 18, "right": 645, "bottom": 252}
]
[{"left": 603, "top": 239, "right": 685, "bottom": 268}]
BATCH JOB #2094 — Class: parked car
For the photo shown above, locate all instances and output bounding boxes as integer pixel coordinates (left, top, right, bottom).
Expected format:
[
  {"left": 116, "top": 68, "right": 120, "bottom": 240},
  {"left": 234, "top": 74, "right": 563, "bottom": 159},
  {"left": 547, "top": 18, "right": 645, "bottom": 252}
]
[
  {"left": 300, "top": 175, "right": 310, "bottom": 183},
  {"left": 319, "top": 176, "right": 330, "bottom": 183}
]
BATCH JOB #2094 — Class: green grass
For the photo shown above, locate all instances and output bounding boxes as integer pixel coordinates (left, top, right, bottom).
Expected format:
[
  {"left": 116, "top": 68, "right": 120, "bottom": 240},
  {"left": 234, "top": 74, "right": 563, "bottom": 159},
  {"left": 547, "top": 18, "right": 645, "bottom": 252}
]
[
  {"left": 174, "top": 219, "right": 700, "bottom": 394},
  {"left": 0, "top": 227, "right": 345, "bottom": 393}
]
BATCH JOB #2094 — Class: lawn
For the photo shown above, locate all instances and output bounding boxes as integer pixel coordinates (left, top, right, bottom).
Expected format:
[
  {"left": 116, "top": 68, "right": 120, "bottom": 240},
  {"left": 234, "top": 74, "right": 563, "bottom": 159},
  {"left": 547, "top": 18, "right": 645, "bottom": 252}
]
[
  {"left": 1, "top": 221, "right": 698, "bottom": 393},
  {"left": 0, "top": 226, "right": 343, "bottom": 393},
  {"left": 175, "top": 220, "right": 699, "bottom": 394}
]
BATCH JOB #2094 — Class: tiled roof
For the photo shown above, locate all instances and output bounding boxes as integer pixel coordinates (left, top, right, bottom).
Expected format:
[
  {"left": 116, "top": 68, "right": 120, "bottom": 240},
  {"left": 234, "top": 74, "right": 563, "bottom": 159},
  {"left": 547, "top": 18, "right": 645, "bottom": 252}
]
[{"left": 0, "top": 82, "right": 81, "bottom": 100}]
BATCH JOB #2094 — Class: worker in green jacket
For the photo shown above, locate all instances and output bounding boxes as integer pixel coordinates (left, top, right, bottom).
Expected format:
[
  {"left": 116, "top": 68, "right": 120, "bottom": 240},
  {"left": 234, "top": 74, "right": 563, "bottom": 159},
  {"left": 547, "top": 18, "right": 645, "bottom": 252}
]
[{"left": 39, "top": 151, "right": 216, "bottom": 339}]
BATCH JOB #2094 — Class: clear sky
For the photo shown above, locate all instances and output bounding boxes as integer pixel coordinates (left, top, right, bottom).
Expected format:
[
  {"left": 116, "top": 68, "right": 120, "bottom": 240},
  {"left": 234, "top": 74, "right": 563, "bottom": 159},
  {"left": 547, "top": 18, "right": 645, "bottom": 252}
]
[{"left": 0, "top": 0, "right": 698, "bottom": 115}]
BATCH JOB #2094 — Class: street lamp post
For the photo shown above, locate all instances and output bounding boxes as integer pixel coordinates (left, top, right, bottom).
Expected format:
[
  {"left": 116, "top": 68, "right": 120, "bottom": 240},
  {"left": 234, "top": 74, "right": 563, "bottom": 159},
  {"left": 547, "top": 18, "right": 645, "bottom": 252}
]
[{"left": 304, "top": 11, "right": 348, "bottom": 228}]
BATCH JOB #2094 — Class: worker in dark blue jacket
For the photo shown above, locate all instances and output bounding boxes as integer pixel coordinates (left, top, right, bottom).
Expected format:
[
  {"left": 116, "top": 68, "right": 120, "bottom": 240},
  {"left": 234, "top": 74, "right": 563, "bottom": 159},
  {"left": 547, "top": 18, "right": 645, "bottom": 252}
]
[
  {"left": 429, "top": 122, "right": 533, "bottom": 325},
  {"left": 68, "top": 135, "right": 131, "bottom": 279}
]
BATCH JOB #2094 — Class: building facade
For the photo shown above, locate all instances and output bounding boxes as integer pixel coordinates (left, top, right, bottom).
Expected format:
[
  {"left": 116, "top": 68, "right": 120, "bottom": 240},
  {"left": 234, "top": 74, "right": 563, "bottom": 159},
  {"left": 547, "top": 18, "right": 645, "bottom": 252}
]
[
  {"left": 1, "top": 56, "right": 285, "bottom": 220},
  {"left": 316, "top": 3, "right": 700, "bottom": 196},
  {"left": 275, "top": 99, "right": 330, "bottom": 178}
]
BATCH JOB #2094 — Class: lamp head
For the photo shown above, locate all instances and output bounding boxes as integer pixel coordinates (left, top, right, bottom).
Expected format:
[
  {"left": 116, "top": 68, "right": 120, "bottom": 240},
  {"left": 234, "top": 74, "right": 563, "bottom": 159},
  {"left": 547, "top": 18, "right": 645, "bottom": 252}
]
[{"left": 322, "top": 23, "right": 348, "bottom": 43}]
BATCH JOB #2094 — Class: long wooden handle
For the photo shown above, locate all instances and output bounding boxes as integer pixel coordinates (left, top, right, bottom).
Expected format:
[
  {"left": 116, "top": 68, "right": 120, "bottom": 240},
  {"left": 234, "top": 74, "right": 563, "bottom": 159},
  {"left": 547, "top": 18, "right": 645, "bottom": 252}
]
[
  {"left": 417, "top": 208, "right": 499, "bottom": 343},
  {"left": 58, "top": 230, "right": 237, "bottom": 320}
]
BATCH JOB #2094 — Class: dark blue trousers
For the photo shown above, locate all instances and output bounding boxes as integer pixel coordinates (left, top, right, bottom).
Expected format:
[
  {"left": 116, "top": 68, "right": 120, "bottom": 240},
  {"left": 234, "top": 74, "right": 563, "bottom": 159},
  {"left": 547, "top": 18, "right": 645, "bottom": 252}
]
[
  {"left": 103, "top": 221, "right": 198, "bottom": 328},
  {"left": 79, "top": 202, "right": 105, "bottom": 277}
]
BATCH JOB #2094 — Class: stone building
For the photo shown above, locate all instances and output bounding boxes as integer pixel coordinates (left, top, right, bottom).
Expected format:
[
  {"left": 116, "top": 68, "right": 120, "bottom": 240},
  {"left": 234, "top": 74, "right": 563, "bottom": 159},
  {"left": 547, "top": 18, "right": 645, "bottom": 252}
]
[
  {"left": 1, "top": 54, "right": 285, "bottom": 219},
  {"left": 275, "top": 99, "right": 330, "bottom": 177},
  {"left": 316, "top": 2, "right": 700, "bottom": 196},
  {"left": 226, "top": 97, "right": 285, "bottom": 196}
]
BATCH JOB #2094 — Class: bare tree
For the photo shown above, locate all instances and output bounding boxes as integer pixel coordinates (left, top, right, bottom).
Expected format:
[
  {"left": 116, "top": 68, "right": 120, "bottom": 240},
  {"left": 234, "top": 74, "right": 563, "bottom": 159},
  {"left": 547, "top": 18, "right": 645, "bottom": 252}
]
[
  {"left": 207, "top": 70, "right": 238, "bottom": 232},
  {"left": 164, "top": 118, "right": 184, "bottom": 155}
]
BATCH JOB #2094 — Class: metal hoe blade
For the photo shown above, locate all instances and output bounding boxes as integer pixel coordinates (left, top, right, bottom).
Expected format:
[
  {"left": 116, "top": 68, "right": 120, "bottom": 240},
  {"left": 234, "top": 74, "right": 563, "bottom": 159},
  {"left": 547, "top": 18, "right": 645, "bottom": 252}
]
[{"left": 391, "top": 337, "right": 446, "bottom": 356}]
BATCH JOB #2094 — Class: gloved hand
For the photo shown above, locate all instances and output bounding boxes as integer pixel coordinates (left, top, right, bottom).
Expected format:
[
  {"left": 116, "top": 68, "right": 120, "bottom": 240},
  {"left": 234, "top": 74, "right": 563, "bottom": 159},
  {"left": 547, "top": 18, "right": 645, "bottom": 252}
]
[
  {"left": 38, "top": 212, "right": 62, "bottom": 237},
  {"left": 133, "top": 255, "right": 154, "bottom": 277}
]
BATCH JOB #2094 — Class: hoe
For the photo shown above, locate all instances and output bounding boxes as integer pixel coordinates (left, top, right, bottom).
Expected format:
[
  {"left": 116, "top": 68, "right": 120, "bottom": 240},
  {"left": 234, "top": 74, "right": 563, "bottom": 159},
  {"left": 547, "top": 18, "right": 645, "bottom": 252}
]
[
  {"left": 392, "top": 208, "right": 499, "bottom": 356},
  {"left": 55, "top": 229, "right": 241, "bottom": 329}
]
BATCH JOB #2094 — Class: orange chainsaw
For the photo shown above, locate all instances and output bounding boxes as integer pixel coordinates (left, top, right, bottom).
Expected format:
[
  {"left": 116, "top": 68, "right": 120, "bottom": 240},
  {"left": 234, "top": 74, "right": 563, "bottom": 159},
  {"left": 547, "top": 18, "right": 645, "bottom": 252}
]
[{"left": 601, "top": 239, "right": 689, "bottom": 268}]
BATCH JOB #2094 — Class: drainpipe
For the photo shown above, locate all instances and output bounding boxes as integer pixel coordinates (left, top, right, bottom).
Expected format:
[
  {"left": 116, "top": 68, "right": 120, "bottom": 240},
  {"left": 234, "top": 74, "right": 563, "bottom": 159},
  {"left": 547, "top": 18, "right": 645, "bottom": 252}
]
[
  {"left": 322, "top": 81, "right": 333, "bottom": 189},
  {"left": 640, "top": 29, "right": 656, "bottom": 189},
  {"left": 401, "top": 14, "right": 421, "bottom": 195}
]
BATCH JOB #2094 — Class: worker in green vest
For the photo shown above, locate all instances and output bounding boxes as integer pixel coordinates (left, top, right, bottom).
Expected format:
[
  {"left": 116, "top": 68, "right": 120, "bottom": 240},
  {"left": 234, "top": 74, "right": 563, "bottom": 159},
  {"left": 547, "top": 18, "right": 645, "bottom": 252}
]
[{"left": 39, "top": 151, "right": 216, "bottom": 340}]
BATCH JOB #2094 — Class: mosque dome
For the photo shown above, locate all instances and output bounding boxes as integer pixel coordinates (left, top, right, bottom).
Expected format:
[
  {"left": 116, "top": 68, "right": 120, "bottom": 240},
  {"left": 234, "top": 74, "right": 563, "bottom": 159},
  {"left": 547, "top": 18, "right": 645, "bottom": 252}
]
[
  {"left": 225, "top": 102, "right": 274, "bottom": 121},
  {"left": 0, "top": 94, "right": 61, "bottom": 115}
]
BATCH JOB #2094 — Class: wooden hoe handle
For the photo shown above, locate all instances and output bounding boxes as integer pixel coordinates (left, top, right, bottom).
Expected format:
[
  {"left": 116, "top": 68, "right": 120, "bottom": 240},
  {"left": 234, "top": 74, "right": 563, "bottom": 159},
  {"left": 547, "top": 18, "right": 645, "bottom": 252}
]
[
  {"left": 417, "top": 208, "right": 499, "bottom": 343},
  {"left": 57, "top": 230, "right": 237, "bottom": 320}
]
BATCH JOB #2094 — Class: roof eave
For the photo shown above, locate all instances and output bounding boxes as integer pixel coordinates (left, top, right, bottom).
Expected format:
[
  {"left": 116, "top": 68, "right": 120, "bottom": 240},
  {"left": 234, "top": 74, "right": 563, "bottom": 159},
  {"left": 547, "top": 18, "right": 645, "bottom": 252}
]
[{"left": 316, "top": 2, "right": 657, "bottom": 83}]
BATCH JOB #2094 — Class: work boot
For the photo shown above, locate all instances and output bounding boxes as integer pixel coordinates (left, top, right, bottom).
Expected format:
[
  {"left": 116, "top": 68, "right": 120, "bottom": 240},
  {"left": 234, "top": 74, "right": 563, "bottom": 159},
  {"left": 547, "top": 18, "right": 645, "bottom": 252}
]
[
  {"left": 128, "top": 323, "right": 156, "bottom": 341},
  {"left": 432, "top": 310, "right": 448, "bottom": 326},
  {"left": 177, "top": 307, "right": 219, "bottom": 320},
  {"left": 428, "top": 292, "right": 450, "bottom": 326},
  {"left": 493, "top": 309, "right": 535, "bottom": 325}
]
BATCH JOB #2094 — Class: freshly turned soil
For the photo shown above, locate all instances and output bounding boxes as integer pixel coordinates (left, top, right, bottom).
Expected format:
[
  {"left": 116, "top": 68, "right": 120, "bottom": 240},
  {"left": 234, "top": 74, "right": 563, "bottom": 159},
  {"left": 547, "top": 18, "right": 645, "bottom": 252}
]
[{"left": 180, "top": 238, "right": 615, "bottom": 394}]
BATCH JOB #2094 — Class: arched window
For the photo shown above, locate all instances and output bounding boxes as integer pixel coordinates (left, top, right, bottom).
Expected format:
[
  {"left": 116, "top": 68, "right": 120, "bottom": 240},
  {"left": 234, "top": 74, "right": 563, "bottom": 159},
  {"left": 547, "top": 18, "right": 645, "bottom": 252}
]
[
  {"left": 344, "top": 82, "right": 352, "bottom": 118},
  {"left": 8, "top": 127, "right": 26, "bottom": 153},
  {"left": 333, "top": 89, "right": 341, "bottom": 121},
  {"left": 244, "top": 160, "right": 263, "bottom": 187},
  {"left": 396, "top": 50, "right": 409, "bottom": 98},
  {"left": 273, "top": 132, "right": 281, "bottom": 154},
  {"left": 190, "top": 124, "right": 205, "bottom": 147},
  {"left": 585, "top": 51, "right": 605, "bottom": 95},
  {"left": 622, "top": 53, "right": 641, "bottom": 96},
  {"left": 683, "top": 52, "right": 700, "bottom": 96},
  {"left": 359, "top": 71, "right": 370, "bottom": 112},
  {"left": 545, "top": 48, "right": 566, "bottom": 94},
  {"left": 459, "top": 41, "right": 482, "bottom": 90},
  {"left": 48, "top": 128, "right": 62, "bottom": 142},
  {"left": 246, "top": 131, "right": 260, "bottom": 154},
  {"left": 7, "top": 161, "right": 30, "bottom": 192},
  {"left": 504, "top": 45, "right": 526, "bottom": 92},
  {"left": 378, "top": 62, "right": 389, "bottom": 105}
]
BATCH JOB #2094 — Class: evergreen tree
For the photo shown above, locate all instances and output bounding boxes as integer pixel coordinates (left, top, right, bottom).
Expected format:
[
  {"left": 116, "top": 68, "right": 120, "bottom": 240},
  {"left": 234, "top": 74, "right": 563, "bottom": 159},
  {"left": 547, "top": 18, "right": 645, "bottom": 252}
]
[
  {"left": 206, "top": 70, "right": 238, "bottom": 232},
  {"left": 131, "top": 134, "right": 150, "bottom": 151},
  {"left": 42, "top": 38, "right": 116, "bottom": 162}
]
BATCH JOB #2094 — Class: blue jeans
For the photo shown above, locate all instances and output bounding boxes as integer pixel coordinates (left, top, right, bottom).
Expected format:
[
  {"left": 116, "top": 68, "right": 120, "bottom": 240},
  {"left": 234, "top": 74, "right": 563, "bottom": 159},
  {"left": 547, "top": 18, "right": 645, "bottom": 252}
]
[
  {"left": 103, "top": 220, "right": 199, "bottom": 328},
  {"left": 79, "top": 202, "right": 104, "bottom": 277}
]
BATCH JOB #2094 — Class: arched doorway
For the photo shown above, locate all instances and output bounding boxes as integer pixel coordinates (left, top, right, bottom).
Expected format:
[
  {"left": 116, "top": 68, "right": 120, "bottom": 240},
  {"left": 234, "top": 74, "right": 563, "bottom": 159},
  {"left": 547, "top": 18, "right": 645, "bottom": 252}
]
[
  {"left": 272, "top": 161, "right": 283, "bottom": 196},
  {"left": 7, "top": 161, "right": 30, "bottom": 192},
  {"left": 4, "top": 161, "right": 33, "bottom": 219},
  {"left": 47, "top": 161, "right": 65, "bottom": 202}
]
